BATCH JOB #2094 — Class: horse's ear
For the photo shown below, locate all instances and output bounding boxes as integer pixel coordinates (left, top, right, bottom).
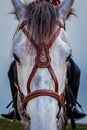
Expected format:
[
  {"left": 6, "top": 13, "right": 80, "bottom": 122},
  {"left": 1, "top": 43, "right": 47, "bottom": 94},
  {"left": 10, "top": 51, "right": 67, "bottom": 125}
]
[
  {"left": 57, "top": 0, "right": 74, "bottom": 21},
  {"left": 11, "top": 0, "right": 26, "bottom": 20}
]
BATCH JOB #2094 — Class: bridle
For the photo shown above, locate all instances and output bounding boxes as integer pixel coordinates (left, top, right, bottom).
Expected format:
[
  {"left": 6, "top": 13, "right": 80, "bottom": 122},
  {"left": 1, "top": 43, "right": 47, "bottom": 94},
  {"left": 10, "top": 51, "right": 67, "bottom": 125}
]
[{"left": 14, "top": 18, "right": 66, "bottom": 118}]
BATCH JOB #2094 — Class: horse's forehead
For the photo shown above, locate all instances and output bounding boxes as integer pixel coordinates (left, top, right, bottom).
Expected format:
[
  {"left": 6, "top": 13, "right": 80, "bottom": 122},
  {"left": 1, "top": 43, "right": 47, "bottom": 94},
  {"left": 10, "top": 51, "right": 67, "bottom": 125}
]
[{"left": 13, "top": 29, "right": 71, "bottom": 59}]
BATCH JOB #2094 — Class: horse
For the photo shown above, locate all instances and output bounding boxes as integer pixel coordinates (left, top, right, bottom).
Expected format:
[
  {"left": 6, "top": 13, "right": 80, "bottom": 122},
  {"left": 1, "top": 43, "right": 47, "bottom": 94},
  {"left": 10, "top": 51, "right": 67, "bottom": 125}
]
[{"left": 11, "top": 0, "right": 74, "bottom": 130}]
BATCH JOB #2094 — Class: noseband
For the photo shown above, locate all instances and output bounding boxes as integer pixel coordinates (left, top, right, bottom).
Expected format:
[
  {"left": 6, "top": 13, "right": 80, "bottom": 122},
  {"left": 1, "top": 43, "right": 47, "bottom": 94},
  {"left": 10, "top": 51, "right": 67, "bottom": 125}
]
[{"left": 15, "top": 19, "right": 66, "bottom": 117}]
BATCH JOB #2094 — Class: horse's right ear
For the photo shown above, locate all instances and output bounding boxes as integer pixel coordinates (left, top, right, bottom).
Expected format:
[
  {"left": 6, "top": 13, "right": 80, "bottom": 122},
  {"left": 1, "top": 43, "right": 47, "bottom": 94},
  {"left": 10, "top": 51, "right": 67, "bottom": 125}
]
[
  {"left": 11, "top": 0, "right": 26, "bottom": 20},
  {"left": 57, "top": 0, "right": 74, "bottom": 21}
]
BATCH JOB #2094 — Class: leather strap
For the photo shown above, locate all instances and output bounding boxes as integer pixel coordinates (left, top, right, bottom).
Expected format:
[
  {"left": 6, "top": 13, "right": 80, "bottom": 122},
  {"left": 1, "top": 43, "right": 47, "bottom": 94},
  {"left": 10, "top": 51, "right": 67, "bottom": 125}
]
[
  {"left": 48, "top": 64, "right": 58, "bottom": 92},
  {"left": 27, "top": 64, "right": 38, "bottom": 93},
  {"left": 23, "top": 89, "right": 64, "bottom": 109},
  {"left": 27, "top": 63, "right": 59, "bottom": 93},
  {"left": 17, "top": 18, "right": 65, "bottom": 111},
  {"left": 26, "top": 28, "right": 60, "bottom": 93}
]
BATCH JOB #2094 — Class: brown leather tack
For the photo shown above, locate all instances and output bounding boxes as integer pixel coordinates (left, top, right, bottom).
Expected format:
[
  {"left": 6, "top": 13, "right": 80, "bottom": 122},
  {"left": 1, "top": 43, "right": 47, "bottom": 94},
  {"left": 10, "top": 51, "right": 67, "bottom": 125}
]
[{"left": 16, "top": 18, "right": 65, "bottom": 116}]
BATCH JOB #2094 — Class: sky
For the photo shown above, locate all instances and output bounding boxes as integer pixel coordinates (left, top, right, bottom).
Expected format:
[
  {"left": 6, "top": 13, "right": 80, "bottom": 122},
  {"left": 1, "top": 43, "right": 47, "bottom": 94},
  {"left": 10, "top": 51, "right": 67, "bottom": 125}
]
[{"left": 0, "top": 0, "right": 87, "bottom": 124}]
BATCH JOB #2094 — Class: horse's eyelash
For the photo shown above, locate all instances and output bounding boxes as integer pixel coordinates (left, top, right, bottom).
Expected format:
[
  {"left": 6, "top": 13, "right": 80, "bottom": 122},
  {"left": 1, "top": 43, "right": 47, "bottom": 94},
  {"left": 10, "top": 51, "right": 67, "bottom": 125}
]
[
  {"left": 66, "top": 54, "right": 71, "bottom": 62},
  {"left": 13, "top": 54, "right": 20, "bottom": 63}
]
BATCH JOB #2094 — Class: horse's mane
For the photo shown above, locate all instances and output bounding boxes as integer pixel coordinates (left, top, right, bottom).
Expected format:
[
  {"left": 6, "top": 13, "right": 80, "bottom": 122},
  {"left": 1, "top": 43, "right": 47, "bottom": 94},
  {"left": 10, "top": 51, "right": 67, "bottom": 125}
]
[{"left": 25, "top": 2, "right": 58, "bottom": 44}]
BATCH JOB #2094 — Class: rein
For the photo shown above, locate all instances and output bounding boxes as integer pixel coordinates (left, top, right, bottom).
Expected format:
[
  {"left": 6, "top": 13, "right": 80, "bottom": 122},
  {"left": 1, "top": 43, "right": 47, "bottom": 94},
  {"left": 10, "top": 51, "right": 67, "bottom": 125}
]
[{"left": 15, "top": 18, "right": 66, "bottom": 116}]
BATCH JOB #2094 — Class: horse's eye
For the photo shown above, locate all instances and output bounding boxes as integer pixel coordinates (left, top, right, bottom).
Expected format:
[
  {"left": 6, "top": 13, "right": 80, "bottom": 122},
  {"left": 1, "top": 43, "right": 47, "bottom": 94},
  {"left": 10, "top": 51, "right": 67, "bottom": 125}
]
[
  {"left": 13, "top": 54, "right": 20, "bottom": 63},
  {"left": 66, "top": 53, "right": 71, "bottom": 62}
]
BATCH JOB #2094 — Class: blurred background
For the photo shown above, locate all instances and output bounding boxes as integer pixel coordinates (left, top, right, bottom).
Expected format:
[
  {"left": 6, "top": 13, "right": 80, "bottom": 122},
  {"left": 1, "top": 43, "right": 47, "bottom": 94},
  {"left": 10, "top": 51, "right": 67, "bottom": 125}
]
[{"left": 0, "top": 0, "right": 87, "bottom": 124}]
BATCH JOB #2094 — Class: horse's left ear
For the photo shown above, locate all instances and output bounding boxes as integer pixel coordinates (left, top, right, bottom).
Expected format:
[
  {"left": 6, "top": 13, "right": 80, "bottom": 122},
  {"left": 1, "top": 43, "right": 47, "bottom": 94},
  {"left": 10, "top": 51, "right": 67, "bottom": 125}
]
[
  {"left": 11, "top": 0, "right": 26, "bottom": 20},
  {"left": 57, "top": 0, "right": 74, "bottom": 21}
]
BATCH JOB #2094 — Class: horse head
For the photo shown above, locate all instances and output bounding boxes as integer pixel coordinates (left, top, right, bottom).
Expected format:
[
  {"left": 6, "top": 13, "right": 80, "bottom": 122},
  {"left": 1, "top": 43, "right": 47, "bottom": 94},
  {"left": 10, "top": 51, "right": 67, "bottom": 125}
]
[{"left": 12, "top": 0, "right": 74, "bottom": 130}]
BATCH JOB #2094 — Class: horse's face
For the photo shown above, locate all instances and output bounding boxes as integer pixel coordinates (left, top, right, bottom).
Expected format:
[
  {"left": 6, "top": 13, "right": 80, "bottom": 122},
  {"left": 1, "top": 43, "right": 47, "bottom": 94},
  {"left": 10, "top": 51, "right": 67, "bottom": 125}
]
[{"left": 12, "top": 0, "right": 74, "bottom": 130}]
